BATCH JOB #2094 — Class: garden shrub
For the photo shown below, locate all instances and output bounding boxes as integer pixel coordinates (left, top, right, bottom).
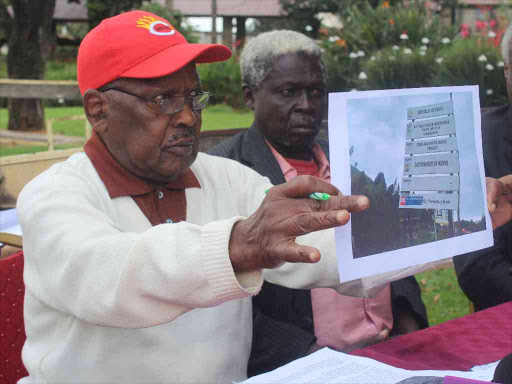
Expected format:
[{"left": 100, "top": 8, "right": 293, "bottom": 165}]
[
  {"left": 321, "top": 0, "right": 508, "bottom": 107},
  {"left": 357, "top": 47, "right": 437, "bottom": 90},
  {"left": 434, "top": 37, "right": 507, "bottom": 106},
  {"left": 197, "top": 57, "right": 246, "bottom": 110}
]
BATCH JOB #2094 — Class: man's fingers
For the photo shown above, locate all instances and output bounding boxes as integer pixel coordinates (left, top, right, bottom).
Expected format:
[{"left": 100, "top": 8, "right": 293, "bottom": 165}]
[
  {"left": 499, "top": 175, "right": 512, "bottom": 198},
  {"left": 277, "top": 175, "right": 342, "bottom": 199},
  {"left": 323, "top": 194, "right": 370, "bottom": 213},
  {"left": 291, "top": 210, "right": 351, "bottom": 235},
  {"left": 486, "top": 177, "right": 502, "bottom": 213},
  {"left": 280, "top": 243, "right": 321, "bottom": 264}
]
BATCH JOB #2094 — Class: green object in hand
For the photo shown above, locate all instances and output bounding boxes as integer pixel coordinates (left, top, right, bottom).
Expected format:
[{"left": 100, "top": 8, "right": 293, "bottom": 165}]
[
  {"left": 308, "top": 192, "right": 331, "bottom": 201},
  {"left": 264, "top": 189, "right": 331, "bottom": 201}
]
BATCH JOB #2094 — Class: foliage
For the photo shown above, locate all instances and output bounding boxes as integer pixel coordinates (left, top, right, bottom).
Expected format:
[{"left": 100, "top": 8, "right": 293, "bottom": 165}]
[
  {"left": 350, "top": 163, "right": 473, "bottom": 258},
  {"left": 197, "top": 57, "right": 247, "bottom": 110},
  {"left": 74, "top": 0, "right": 144, "bottom": 29},
  {"left": 333, "top": 0, "right": 455, "bottom": 53},
  {"left": 320, "top": 0, "right": 509, "bottom": 107},
  {"left": 351, "top": 167, "right": 403, "bottom": 257},
  {"left": 278, "top": 0, "right": 340, "bottom": 38},
  {"left": 269, "top": 0, "right": 402, "bottom": 38},
  {"left": 434, "top": 37, "right": 508, "bottom": 106},
  {"left": 356, "top": 48, "right": 437, "bottom": 91}
]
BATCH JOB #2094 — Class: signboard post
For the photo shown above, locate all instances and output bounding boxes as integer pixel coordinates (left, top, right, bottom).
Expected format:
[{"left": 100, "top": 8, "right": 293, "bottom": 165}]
[{"left": 399, "top": 96, "right": 460, "bottom": 241}]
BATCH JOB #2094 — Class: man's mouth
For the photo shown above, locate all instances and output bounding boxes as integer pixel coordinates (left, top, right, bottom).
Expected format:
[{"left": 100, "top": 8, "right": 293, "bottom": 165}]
[
  {"left": 164, "top": 130, "right": 196, "bottom": 156},
  {"left": 289, "top": 125, "right": 318, "bottom": 136}
]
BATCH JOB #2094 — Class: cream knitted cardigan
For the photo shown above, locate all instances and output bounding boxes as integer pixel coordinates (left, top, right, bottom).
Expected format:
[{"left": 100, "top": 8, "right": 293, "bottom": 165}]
[{"left": 17, "top": 152, "right": 341, "bottom": 384}]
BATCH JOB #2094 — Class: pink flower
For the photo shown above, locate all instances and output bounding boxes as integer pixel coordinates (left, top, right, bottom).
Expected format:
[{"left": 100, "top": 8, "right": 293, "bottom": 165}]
[
  {"left": 476, "top": 20, "right": 486, "bottom": 30},
  {"left": 489, "top": 19, "right": 497, "bottom": 28},
  {"left": 461, "top": 24, "right": 470, "bottom": 38}
]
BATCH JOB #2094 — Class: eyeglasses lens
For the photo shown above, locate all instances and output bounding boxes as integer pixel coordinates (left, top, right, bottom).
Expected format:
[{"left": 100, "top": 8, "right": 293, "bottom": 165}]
[{"left": 160, "top": 93, "right": 210, "bottom": 114}]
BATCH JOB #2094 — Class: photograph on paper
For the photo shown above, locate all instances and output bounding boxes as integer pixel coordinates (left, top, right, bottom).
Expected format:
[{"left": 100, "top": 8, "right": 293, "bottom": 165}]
[{"left": 328, "top": 86, "right": 493, "bottom": 282}]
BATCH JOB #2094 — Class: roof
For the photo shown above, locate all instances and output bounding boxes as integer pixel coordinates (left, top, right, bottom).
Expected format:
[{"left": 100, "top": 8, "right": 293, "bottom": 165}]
[
  {"left": 169, "top": 0, "right": 283, "bottom": 17},
  {"left": 53, "top": 0, "right": 284, "bottom": 22},
  {"left": 54, "top": 0, "right": 88, "bottom": 21}
]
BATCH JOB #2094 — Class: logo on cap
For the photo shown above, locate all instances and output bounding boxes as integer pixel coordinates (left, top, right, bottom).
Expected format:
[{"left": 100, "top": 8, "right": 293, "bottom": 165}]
[{"left": 136, "top": 15, "right": 176, "bottom": 36}]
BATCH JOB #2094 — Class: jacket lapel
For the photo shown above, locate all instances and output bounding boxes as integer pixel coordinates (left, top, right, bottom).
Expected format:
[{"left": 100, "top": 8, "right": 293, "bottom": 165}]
[{"left": 241, "top": 125, "right": 287, "bottom": 185}]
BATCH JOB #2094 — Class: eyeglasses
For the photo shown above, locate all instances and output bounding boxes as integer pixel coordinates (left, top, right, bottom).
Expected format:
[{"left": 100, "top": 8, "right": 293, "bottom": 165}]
[{"left": 100, "top": 87, "right": 210, "bottom": 115}]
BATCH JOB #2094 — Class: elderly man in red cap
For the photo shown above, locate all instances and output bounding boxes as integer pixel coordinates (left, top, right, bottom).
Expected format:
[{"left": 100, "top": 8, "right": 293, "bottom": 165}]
[{"left": 16, "top": 10, "right": 370, "bottom": 384}]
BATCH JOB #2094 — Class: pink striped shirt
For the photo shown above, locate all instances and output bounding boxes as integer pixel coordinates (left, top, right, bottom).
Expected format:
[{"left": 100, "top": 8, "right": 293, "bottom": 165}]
[{"left": 267, "top": 141, "right": 393, "bottom": 350}]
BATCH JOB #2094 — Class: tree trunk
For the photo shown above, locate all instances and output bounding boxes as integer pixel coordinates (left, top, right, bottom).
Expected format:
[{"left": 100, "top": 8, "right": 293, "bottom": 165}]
[
  {"left": 7, "top": 0, "right": 56, "bottom": 131},
  {"left": 7, "top": 98, "right": 46, "bottom": 131}
]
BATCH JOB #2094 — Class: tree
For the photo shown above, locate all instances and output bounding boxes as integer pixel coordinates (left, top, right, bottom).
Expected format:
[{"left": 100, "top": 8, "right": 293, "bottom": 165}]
[
  {"left": 79, "top": 0, "right": 144, "bottom": 29},
  {"left": 0, "top": 0, "right": 56, "bottom": 131},
  {"left": 255, "top": 0, "right": 401, "bottom": 38}
]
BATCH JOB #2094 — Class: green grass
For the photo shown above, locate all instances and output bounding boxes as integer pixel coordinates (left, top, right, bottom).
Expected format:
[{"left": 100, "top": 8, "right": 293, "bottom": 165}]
[
  {"left": 202, "top": 104, "right": 253, "bottom": 131},
  {"left": 415, "top": 267, "right": 471, "bottom": 326},
  {"left": 0, "top": 143, "right": 80, "bottom": 157},
  {"left": 0, "top": 104, "right": 253, "bottom": 136}
]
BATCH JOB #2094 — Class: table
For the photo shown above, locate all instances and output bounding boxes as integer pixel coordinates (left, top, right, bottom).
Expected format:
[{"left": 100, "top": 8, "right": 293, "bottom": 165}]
[{"left": 351, "top": 301, "right": 512, "bottom": 371}]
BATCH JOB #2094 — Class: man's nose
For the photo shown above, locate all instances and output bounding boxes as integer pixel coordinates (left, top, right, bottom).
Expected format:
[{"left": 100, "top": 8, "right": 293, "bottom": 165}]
[
  {"left": 296, "top": 89, "right": 315, "bottom": 111},
  {"left": 173, "top": 102, "right": 198, "bottom": 127}
]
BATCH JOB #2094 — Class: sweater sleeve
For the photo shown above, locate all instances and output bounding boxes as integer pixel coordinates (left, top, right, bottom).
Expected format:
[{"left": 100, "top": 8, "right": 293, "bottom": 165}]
[
  {"left": 231, "top": 162, "right": 347, "bottom": 291},
  {"left": 17, "top": 165, "right": 262, "bottom": 329}
]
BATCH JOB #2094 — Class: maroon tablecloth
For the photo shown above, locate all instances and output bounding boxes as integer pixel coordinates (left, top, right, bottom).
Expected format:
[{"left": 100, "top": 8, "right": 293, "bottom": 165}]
[{"left": 351, "top": 301, "right": 512, "bottom": 371}]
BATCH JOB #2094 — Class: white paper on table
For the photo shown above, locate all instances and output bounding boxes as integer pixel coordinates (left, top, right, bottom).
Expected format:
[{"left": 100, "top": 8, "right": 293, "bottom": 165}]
[
  {"left": 0, "top": 208, "right": 22, "bottom": 247},
  {"left": 240, "top": 348, "right": 498, "bottom": 384},
  {"left": 328, "top": 86, "right": 493, "bottom": 283}
]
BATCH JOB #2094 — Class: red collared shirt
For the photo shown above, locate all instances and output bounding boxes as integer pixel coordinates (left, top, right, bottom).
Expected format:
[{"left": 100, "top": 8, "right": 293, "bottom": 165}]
[{"left": 84, "top": 132, "right": 201, "bottom": 226}]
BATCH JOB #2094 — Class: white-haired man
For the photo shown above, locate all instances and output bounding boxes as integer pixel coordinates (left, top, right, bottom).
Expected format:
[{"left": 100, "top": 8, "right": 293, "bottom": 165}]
[
  {"left": 454, "top": 23, "right": 512, "bottom": 311},
  {"left": 209, "top": 30, "right": 427, "bottom": 376}
]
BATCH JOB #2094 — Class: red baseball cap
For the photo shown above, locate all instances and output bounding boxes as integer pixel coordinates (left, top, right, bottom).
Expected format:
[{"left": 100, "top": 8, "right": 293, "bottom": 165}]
[{"left": 77, "top": 10, "right": 232, "bottom": 95}]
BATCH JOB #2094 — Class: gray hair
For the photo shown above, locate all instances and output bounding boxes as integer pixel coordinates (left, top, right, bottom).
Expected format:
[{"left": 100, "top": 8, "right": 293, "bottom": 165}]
[
  {"left": 502, "top": 23, "right": 512, "bottom": 64},
  {"left": 240, "top": 30, "right": 325, "bottom": 89}
]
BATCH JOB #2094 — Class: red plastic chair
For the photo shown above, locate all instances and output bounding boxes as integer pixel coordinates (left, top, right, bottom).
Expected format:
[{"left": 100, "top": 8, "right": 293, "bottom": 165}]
[{"left": 0, "top": 250, "right": 28, "bottom": 384}]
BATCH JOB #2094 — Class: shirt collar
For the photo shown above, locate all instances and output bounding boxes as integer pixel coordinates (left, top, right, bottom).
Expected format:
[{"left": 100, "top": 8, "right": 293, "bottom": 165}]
[
  {"left": 84, "top": 131, "right": 201, "bottom": 199},
  {"left": 265, "top": 140, "right": 330, "bottom": 182}
]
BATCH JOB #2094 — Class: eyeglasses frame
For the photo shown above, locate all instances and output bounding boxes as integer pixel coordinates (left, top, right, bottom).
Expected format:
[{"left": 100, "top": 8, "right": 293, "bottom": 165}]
[{"left": 98, "top": 86, "right": 211, "bottom": 115}]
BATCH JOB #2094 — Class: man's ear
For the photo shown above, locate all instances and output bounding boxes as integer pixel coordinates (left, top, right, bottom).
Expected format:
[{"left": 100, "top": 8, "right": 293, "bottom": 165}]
[
  {"left": 83, "top": 89, "right": 108, "bottom": 133},
  {"left": 242, "top": 86, "right": 255, "bottom": 110}
]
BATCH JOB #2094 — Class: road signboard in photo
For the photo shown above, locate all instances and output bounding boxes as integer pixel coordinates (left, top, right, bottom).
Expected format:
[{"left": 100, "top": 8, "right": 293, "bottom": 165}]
[
  {"left": 399, "top": 193, "right": 459, "bottom": 210},
  {"left": 407, "top": 101, "right": 454, "bottom": 120},
  {"left": 403, "top": 152, "right": 459, "bottom": 175},
  {"left": 406, "top": 116, "right": 456, "bottom": 139},
  {"left": 405, "top": 136, "right": 458, "bottom": 155},
  {"left": 401, "top": 175, "right": 459, "bottom": 191}
]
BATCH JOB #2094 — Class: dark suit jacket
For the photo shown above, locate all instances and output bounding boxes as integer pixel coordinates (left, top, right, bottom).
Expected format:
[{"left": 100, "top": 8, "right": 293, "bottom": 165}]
[
  {"left": 208, "top": 125, "right": 428, "bottom": 377},
  {"left": 453, "top": 105, "right": 512, "bottom": 311}
]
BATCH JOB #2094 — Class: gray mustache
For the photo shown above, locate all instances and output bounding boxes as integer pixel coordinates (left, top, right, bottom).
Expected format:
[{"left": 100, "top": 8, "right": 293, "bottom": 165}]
[{"left": 167, "top": 127, "right": 195, "bottom": 144}]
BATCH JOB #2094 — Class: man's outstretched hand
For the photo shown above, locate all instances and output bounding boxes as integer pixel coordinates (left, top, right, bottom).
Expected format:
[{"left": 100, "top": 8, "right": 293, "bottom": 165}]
[
  {"left": 229, "top": 175, "right": 370, "bottom": 272},
  {"left": 487, "top": 175, "right": 512, "bottom": 230}
]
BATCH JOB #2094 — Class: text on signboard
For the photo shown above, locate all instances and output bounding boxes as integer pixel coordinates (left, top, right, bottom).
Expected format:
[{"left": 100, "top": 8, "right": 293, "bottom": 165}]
[{"left": 413, "top": 160, "right": 450, "bottom": 167}]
